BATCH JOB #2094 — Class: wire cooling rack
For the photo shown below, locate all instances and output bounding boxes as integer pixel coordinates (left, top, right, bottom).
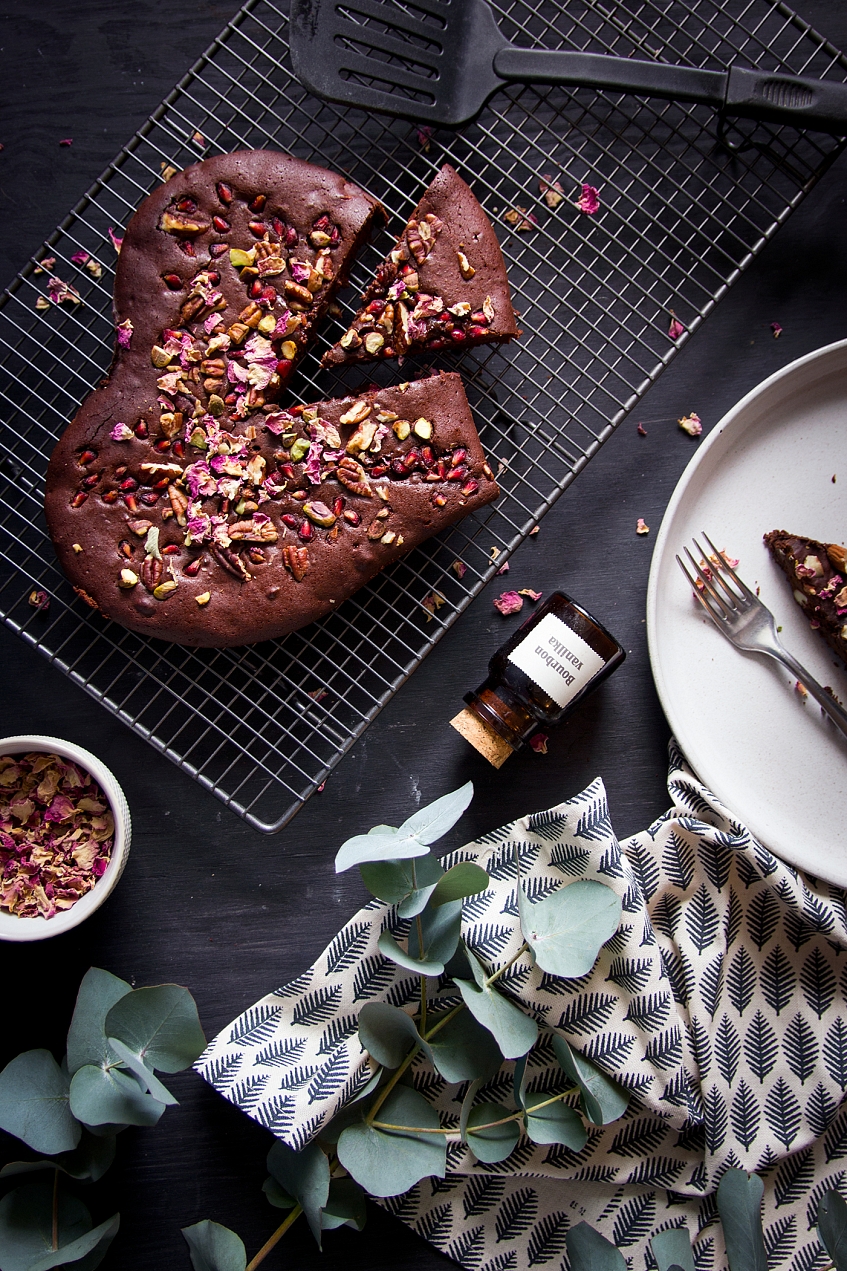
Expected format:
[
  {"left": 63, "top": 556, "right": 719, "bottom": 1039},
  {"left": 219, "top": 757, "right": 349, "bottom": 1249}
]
[{"left": 0, "top": 1, "right": 844, "bottom": 832}]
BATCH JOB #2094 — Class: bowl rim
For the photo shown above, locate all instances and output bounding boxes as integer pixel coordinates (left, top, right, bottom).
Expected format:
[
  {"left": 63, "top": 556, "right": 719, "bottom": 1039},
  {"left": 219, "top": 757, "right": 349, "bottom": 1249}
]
[{"left": 0, "top": 734, "right": 131, "bottom": 942}]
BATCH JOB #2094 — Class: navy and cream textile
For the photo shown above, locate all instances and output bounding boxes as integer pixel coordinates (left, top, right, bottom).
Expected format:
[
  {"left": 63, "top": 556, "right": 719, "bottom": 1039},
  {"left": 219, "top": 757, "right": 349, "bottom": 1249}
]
[{"left": 198, "top": 742, "right": 847, "bottom": 1270}]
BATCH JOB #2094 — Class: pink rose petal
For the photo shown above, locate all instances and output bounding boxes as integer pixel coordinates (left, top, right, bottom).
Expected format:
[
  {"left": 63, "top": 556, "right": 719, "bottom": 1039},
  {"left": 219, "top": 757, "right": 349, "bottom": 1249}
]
[
  {"left": 528, "top": 733, "right": 549, "bottom": 754},
  {"left": 493, "top": 590, "right": 523, "bottom": 616},
  {"left": 574, "top": 183, "right": 600, "bottom": 215}
]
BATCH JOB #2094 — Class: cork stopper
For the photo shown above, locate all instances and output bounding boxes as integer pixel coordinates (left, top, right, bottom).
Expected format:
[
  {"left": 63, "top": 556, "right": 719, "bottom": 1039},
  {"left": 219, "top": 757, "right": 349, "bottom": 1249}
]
[{"left": 450, "top": 709, "right": 514, "bottom": 769}]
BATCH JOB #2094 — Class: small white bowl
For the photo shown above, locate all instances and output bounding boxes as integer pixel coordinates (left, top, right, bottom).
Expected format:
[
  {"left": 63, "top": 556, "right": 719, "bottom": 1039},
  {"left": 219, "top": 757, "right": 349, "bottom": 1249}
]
[{"left": 0, "top": 735, "right": 131, "bottom": 942}]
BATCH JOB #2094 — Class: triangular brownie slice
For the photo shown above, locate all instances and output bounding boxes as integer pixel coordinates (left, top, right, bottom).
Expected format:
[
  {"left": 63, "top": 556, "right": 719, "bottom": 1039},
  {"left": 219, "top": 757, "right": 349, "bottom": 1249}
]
[
  {"left": 765, "top": 529, "right": 847, "bottom": 662},
  {"left": 322, "top": 164, "right": 518, "bottom": 366}
]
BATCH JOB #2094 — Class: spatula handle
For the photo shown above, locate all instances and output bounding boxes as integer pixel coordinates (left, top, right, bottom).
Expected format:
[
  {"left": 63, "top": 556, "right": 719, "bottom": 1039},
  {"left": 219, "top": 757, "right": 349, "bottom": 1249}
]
[{"left": 492, "top": 48, "right": 847, "bottom": 134}]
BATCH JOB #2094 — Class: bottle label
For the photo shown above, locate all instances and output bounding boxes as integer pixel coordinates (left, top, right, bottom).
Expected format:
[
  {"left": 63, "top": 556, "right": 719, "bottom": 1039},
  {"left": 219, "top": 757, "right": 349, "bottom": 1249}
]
[{"left": 507, "top": 612, "right": 606, "bottom": 709}]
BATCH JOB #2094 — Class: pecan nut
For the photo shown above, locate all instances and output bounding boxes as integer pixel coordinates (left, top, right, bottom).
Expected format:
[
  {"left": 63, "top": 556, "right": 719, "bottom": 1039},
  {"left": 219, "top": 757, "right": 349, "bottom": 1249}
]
[
  {"left": 228, "top": 520, "right": 279, "bottom": 543},
  {"left": 210, "top": 543, "right": 252, "bottom": 581},
  {"left": 140, "top": 555, "right": 164, "bottom": 593},
  {"left": 335, "top": 457, "right": 372, "bottom": 497},
  {"left": 282, "top": 544, "right": 309, "bottom": 581}
]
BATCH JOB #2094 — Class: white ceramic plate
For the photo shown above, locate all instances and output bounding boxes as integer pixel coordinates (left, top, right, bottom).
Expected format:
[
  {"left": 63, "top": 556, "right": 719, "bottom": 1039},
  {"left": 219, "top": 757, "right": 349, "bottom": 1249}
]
[{"left": 647, "top": 339, "right": 847, "bottom": 885}]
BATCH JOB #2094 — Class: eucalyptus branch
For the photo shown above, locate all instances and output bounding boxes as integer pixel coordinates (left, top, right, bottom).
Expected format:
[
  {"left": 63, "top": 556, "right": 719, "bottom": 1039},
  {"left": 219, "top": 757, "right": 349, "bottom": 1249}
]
[
  {"left": 371, "top": 1086, "right": 579, "bottom": 1137},
  {"left": 484, "top": 942, "right": 530, "bottom": 987},
  {"left": 365, "top": 1001, "right": 466, "bottom": 1126},
  {"left": 244, "top": 1204, "right": 303, "bottom": 1271}
]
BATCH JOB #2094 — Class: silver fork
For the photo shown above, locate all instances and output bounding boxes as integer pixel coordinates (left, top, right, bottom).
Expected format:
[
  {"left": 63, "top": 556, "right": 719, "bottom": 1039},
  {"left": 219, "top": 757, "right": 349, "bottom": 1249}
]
[{"left": 677, "top": 532, "right": 847, "bottom": 741}]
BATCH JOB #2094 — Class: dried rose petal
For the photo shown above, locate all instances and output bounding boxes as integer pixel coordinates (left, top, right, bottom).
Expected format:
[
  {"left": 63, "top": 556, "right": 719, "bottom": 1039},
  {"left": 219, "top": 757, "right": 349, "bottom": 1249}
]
[
  {"left": 191, "top": 131, "right": 205, "bottom": 147},
  {"left": 574, "top": 184, "right": 600, "bottom": 215},
  {"left": 771, "top": 321, "right": 783, "bottom": 338},
  {"left": 637, "top": 422, "right": 647, "bottom": 437},
  {"left": 422, "top": 591, "right": 446, "bottom": 621},
  {"left": 494, "top": 590, "right": 523, "bottom": 616},
  {"left": 497, "top": 560, "right": 510, "bottom": 575},
  {"left": 70, "top": 250, "right": 89, "bottom": 266},
  {"left": 518, "top": 589, "right": 542, "bottom": 601},
  {"left": 59, "top": 138, "right": 73, "bottom": 147},
  {"left": 528, "top": 733, "right": 549, "bottom": 754},
  {"left": 416, "top": 125, "right": 433, "bottom": 151},
  {"left": 116, "top": 319, "right": 133, "bottom": 349},
  {"left": 28, "top": 590, "right": 50, "bottom": 613},
  {"left": 636, "top": 518, "right": 650, "bottom": 535},
  {"left": 503, "top": 206, "right": 537, "bottom": 232},
  {"left": 452, "top": 560, "right": 467, "bottom": 580},
  {"left": 47, "top": 276, "right": 82, "bottom": 306},
  {"left": 110, "top": 422, "right": 133, "bottom": 442},
  {"left": 678, "top": 412, "right": 702, "bottom": 437},
  {"left": 668, "top": 312, "right": 685, "bottom": 341},
  {"left": 108, "top": 227, "right": 124, "bottom": 254},
  {"left": 539, "top": 174, "right": 565, "bottom": 209}
]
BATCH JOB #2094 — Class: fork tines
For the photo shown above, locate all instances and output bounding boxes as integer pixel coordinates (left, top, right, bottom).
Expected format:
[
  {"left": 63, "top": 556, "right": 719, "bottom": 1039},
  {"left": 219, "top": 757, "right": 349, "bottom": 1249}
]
[{"left": 676, "top": 534, "right": 747, "bottom": 620}]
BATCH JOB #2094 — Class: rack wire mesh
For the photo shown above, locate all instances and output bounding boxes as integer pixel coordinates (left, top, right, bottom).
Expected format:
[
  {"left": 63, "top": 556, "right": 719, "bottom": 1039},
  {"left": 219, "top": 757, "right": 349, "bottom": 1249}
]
[{"left": 0, "top": 0, "right": 844, "bottom": 831}]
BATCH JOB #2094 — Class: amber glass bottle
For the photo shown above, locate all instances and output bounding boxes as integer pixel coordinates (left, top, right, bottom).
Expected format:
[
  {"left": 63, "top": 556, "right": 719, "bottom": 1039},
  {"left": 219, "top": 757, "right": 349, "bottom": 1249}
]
[{"left": 451, "top": 591, "right": 625, "bottom": 767}]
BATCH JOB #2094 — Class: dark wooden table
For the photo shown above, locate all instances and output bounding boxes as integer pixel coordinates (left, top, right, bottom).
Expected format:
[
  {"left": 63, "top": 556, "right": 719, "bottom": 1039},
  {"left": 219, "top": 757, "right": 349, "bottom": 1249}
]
[{"left": 2, "top": 2, "right": 847, "bottom": 1266}]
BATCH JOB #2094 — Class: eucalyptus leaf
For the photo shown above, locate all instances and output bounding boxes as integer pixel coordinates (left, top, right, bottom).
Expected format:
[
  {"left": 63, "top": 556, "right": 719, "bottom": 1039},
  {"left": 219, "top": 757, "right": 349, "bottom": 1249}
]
[
  {"left": 442, "top": 943, "right": 473, "bottom": 983},
  {"left": 519, "top": 880, "right": 621, "bottom": 977},
  {"left": 397, "top": 782, "right": 474, "bottom": 846},
  {"left": 0, "top": 1130, "right": 116, "bottom": 1183},
  {"left": 335, "top": 782, "right": 473, "bottom": 872},
  {"left": 106, "top": 1038, "right": 178, "bottom": 1105},
  {"left": 358, "top": 1003, "right": 424, "bottom": 1070},
  {"left": 0, "top": 1182, "right": 91, "bottom": 1271},
  {"left": 0, "top": 1050, "right": 80, "bottom": 1156},
  {"left": 320, "top": 1177, "right": 367, "bottom": 1232},
  {"left": 552, "top": 1036, "right": 628, "bottom": 1126},
  {"left": 454, "top": 951, "right": 537, "bottom": 1060},
  {"left": 465, "top": 1103, "right": 519, "bottom": 1163},
  {"left": 66, "top": 969, "right": 132, "bottom": 1076},
  {"left": 651, "top": 1227, "right": 695, "bottom": 1271},
  {"left": 378, "top": 901, "right": 462, "bottom": 976},
  {"left": 427, "top": 1007, "right": 502, "bottom": 1083},
  {"left": 105, "top": 985, "right": 205, "bottom": 1074},
  {"left": 337, "top": 1085, "right": 446, "bottom": 1197},
  {"left": 262, "top": 1176, "right": 296, "bottom": 1210},
  {"left": 336, "top": 833, "right": 429, "bottom": 873},
  {"left": 513, "top": 1055, "right": 529, "bottom": 1110},
  {"left": 267, "top": 1140, "right": 329, "bottom": 1246},
  {"left": 368, "top": 825, "right": 398, "bottom": 836},
  {"left": 428, "top": 862, "right": 489, "bottom": 908},
  {"left": 182, "top": 1220, "right": 247, "bottom": 1271},
  {"left": 320, "top": 1097, "right": 368, "bottom": 1145},
  {"left": 523, "top": 1093, "right": 588, "bottom": 1149},
  {"left": 715, "top": 1169, "right": 767, "bottom": 1271},
  {"left": 69, "top": 1065, "right": 165, "bottom": 1128},
  {"left": 818, "top": 1191, "right": 847, "bottom": 1271},
  {"left": 460, "top": 1078, "right": 484, "bottom": 1143},
  {"left": 359, "top": 856, "right": 444, "bottom": 918},
  {"left": 377, "top": 930, "right": 445, "bottom": 977},
  {"left": 27, "top": 1214, "right": 120, "bottom": 1271},
  {"left": 566, "top": 1221, "right": 627, "bottom": 1271}
]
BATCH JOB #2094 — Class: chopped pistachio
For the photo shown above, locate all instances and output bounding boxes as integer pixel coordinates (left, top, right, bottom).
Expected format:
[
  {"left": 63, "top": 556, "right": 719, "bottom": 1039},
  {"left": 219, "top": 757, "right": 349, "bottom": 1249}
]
[
  {"left": 392, "top": 420, "right": 411, "bottom": 441},
  {"left": 118, "top": 569, "right": 138, "bottom": 589},
  {"left": 413, "top": 417, "right": 432, "bottom": 440},
  {"left": 153, "top": 580, "right": 178, "bottom": 599},
  {"left": 290, "top": 438, "right": 310, "bottom": 462},
  {"left": 195, "top": 592, "right": 211, "bottom": 606},
  {"left": 229, "top": 247, "right": 256, "bottom": 269},
  {"left": 257, "top": 313, "right": 277, "bottom": 335},
  {"left": 279, "top": 340, "right": 297, "bottom": 361},
  {"left": 72, "top": 543, "right": 83, "bottom": 553}
]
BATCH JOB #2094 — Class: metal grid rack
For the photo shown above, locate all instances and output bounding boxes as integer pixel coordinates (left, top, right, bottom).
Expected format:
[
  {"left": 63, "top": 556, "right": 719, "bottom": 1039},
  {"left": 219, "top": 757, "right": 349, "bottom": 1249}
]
[{"left": 0, "top": 0, "right": 844, "bottom": 832}]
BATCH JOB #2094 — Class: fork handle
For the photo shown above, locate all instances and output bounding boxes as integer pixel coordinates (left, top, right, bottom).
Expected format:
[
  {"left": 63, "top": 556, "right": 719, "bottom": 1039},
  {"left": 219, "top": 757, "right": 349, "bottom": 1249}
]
[{"left": 764, "top": 646, "right": 847, "bottom": 741}]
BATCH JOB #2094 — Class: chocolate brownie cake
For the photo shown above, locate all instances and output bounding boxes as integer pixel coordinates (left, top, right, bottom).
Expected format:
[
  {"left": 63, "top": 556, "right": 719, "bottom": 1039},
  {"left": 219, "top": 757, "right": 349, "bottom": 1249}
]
[
  {"left": 322, "top": 165, "right": 518, "bottom": 366},
  {"left": 765, "top": 529, "right": 847, "bottom": 663},
  {"left": 46, "top": 368, "right": 498, "bottom": 647}
]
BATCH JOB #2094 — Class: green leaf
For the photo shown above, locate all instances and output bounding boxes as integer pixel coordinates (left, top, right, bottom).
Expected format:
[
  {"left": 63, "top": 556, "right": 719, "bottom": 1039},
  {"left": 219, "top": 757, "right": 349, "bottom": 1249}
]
[
  {"left": 0, "top": 1050, "right": 80, "bottom": 1155},
  {"left": 818, "top": 1191, "right": 847, "bottom": 1271},
  {"left": 377, "top": 930, "right": 444, "bottom": 977},
  {"left": 358, "top": 1004, "right": 423, "bottom": 1070},
  {"left": 262, "top": 1176, "right": 296, "bottom": 1210},
  {"left": 523, "top": 1093, "right": 588, "bottom": 1149},
  {"left": 359, "top": 855, "right": 444, "bottom": 918},
  {"left": 105, "top": 985, "right": 205, "bottom": 1074},
  {"left": 335, "top": 782, "right": 473, "bottom": 872},
  {"left": 442, "top": 943, "right": 473, "bottom": 982},
  {"left": 428, "top": 862, "right": 489, "bottom": 908},
  {"left": 552, "top": 1036, "right": 628, "bottom": 1126},
  {"left": 716, "top": 1169, "right": 767, "bottom": 1271},
  {"left": 651, "top": 1228, "right": 695, "bottom": 1271},
  {"left": 320, "top": 1177, "right": 367, "bottom": 1232},
  {"left": 68, "top": 1065, "right": 165, "bottom": 1128},
  {"left": 427, "top": 1007, "right": 502, "bottom": 1083},
  {"left": 66, "top": 969, "right": 132, "bottom": 1076},
  {"left": 0, "top": 1130, "right": 116, "bottom": 1183},
  {"left": 453, "top": 950, "right": 537, "bottom": 1060},
  {"left": 519, "top": 880, "right": 621, "bottom": 978},
  {"left": 566, "top": 1221, "right": 627, "bottom": 1271},
  {"left": 27, "top": 1214, "right": 120, "bottom": 1271},
  {"left": 182, "top": 1220, "right": 247, "bottom": 1271},
  {"left": 337, "top": 1085, "right": 446, "bottom": 1197},
  {"left": 378, "top": 901, "right": 462, "bottom": 976},
  {"left": 465, "top": 1103, "right": 519, "bottom": 1164},
  {"left": 106, "top": 1038, "right": 178, "bottom": 1105},
  {"left": 459, "top": 1078, "right": 483, "bottom": 1143},
  {"left": 0, "top": 1183, "right": 92, "bottom": 1271},
  {"left": 266, "top": 1140, "right": 329, "bottom": 1247}
]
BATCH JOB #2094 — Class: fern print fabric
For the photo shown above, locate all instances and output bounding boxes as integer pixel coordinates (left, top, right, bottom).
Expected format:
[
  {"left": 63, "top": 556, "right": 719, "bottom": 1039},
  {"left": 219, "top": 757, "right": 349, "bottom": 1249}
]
[{"left": 198, "top": 741, "right": 847, "bottom": 1271}]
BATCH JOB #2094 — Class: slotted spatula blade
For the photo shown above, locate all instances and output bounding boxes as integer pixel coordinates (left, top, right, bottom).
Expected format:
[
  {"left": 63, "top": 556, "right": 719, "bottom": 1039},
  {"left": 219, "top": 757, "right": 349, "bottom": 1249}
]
[{"left": 289, "top": 0, "right": 847, "bottom": 134}]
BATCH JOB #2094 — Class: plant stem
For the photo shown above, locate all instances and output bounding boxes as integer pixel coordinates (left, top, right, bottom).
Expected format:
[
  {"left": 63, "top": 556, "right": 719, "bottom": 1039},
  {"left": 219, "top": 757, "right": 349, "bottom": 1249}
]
[
  {"left": 366, "top": 1001, "right": 466, "bottom": 1126},
  {"left": 51, "top": 1168, "right": 59, "bottom": 1251},
  {"left": 372, "top": 1087, "right": 579, "bottom": 1136},
  {"left": 244, "top": 1203, "right": 303, "bottom": 1270},
  {"left": 484, "top": 942, "right": 529, "bottom": 988},
  {"left": 418, "top": 968, "right": 427, "bottom": 1037}
]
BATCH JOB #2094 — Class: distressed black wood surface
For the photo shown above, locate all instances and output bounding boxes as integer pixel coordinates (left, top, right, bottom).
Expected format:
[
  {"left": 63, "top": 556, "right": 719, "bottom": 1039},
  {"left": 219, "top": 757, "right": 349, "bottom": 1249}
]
[{"left": 1, "top": 2, "right": 847, "bottom": 1266}]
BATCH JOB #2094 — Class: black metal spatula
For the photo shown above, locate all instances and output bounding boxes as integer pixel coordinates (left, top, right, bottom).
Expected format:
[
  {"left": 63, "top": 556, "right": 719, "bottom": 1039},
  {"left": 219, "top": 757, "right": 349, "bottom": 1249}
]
[{"left": 289, "top": 0, "right": 847, "bottom": 133}]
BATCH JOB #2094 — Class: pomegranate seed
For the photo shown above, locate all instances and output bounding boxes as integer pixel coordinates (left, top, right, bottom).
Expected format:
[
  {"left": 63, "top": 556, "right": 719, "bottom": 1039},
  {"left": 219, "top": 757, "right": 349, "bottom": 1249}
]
[
  {"left": 70, "top": 491, "right": 88, "bottom": 507},
  {"left": 450, "top": 329, "right": 467, "bottom": 342},
  {"left": 251, "top": 280, "right": 263, "bottom": 299},
  {"left": 102, "top": 490, "right": 119, "bottom": 504},
  {"left": 179, "top": 241, "right": 196, "bottom": 258},
  {"left": 216, "top": 181, "right": 234, "bottom": 205},
  {"left": 210, "top": 242, "right": 228, "bottom": 257},
  {"left": 276, "top": 359, "right": 293, "bottom": 375},
  {"left": 436, "top": 460, "right": 448, "bottom": 479},
  {"left": 332, "top": 496, "right": 344, "bottom": 516},
  {"left": 421, "top": 446, "right": 434, "bottom": 467},
  {"left": 78, "top": 449, "right": 96, "bottom": 466},
  {"left": 366, "top": 300, "right": 386, "bottom": 316},
  {"left": 248, "top": 221, "right": 266, "bottom": 237},
  {"left": 425, "top": 471, "right": 440, "bottom": 483},
  {"left": 114, "top": 465, "right": 128, "bottom": 479},
  {"left": 471, "top": 310, "right": 489, "bottom": 325},
  {"left": 461, "top": 479, "right": 479, "bottom": 496},
  {"left": 124, "top": 494, "right": 139, "bottom": 512},
  {"left": 313, "top": 214, "right": 330, "bottom": 232},
  {"left": 285, "top": 226, "right": 298, "bottom": 247},
  {"left": 447, "top": 465, "right": 468, "bottom": 482},
  {"left": 140, "top": 492, "right": 159, "bottom": 506},
  {"left": 154, "top": 438, "right": 171, "bottom": 452},
  {"left": 119, "top": 477, "right": 137, "bottom": 492},
  {"left": 452, "top": 448, "right": 467, "bottom": 464},
  {"left": 82, "top": 473, "right": 99, "bottom": 489},
  {"left": 224, "top": 393, "right": 237, "bottom": 405},
  {"left": 183, "top": 558, "right": 202, "bottom": 576},
  {"left": 134, "top": 421, "right": 148, "bottom": 438},
  {"left": 468, "top": 325, "right": 489, "bottom": 339},
  {"left": 279, "top": 463, "right": 295, "bottom": 479},
  {"left": 291, "top": 489, "right": 307, "bottom": 501},
  {"left": 162, "top": 544, "right": 180, "bottom": 555},
  {"left": 329, "top": 227, "right": 340, "bottom": 247},
  {"left": 390, "top": 459, "right": 406, "bottom": 477},
  {"left": 370, "top": 463, "right": 388, "bottom": 477},
  {"left": 212, "top": 215, "right": 230, "bottom": 233},
  {"left": 163, "top": 274, "right": 182, "bottom": 290},
  {"left": 271, "top": 216, "right": 285, "bottom": 237},
  {"left": 250, "top": 193, "right": 267, "bottom": 213},
  {"left": 260, "top": 286, "right": 276, "bottom": 306},
  {"left": 433, "top": 494, "right": 447, "bottom": 507},
  {"left": 177, "top": 197, "right": 197, "bottom": 213},
  {"left": 281, "top": 514, "right": 299, "bottom": 529},
  {"left": 172, "top": 440, "right": 185, "bottom": 459},
  {"left": 153, "top": 478, "right": 170, "bottom": 490},
  {"left": 298, "top": 521, "right": 313, "bottom": 541},
  {"left": 207, "top": 271, "right": 220, "bottom": 285},
  {"left": 342, "top": 509, "right": 360, "bottom": 526}
]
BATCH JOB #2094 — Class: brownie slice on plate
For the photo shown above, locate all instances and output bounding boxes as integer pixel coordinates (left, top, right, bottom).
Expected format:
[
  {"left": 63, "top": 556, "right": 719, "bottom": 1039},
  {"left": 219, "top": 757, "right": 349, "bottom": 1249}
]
[
  {"left": 322, "top": 164, "right": 518, "bottom": 366},
  {"left": 765, "top": 529, "right": 847, "bottom": 663}
]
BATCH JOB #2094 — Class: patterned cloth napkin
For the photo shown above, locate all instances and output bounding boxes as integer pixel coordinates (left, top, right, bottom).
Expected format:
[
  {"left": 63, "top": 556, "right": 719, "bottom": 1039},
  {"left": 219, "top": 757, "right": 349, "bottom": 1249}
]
[{"left": 197, "top": 741, "right": 847, "bottom": 1271}]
